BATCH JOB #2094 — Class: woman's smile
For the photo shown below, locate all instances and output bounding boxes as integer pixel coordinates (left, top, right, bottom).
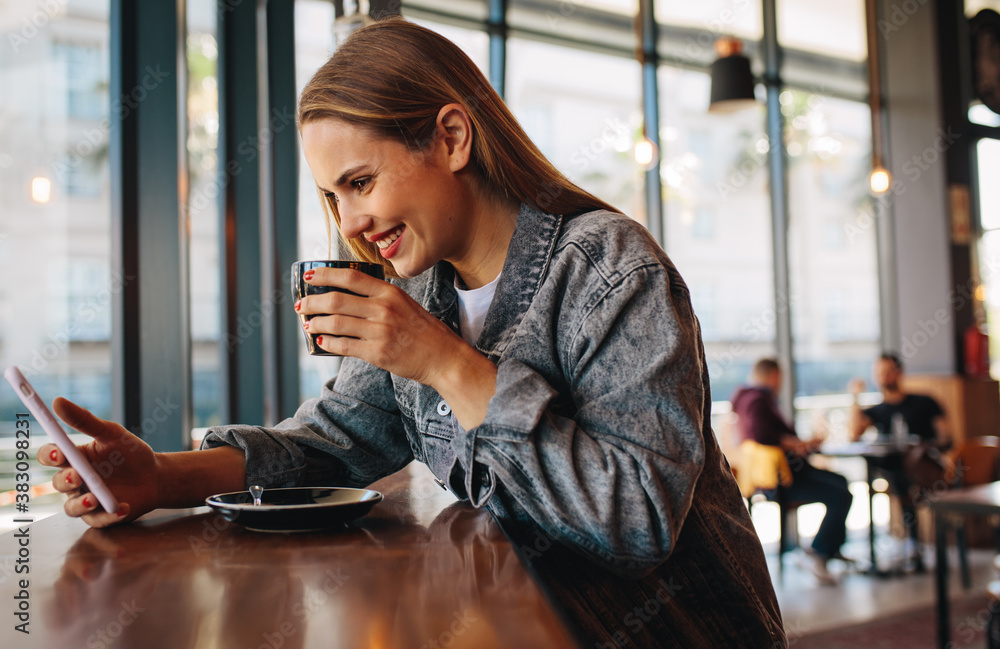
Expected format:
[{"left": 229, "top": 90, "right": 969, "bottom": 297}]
[{"left": 372, "top": 225, "right": 406, "bottom": 259}]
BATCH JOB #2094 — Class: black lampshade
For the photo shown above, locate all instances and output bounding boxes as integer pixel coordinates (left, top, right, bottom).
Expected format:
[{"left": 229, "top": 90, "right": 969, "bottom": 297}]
[{"left": 709, "top": 53, "right": 757, "bottom": 113}]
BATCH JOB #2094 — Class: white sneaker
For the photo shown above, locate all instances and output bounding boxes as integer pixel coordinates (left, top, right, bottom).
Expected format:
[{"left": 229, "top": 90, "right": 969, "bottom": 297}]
[{"left": 808, "top": 555, "right": 838, "bottom": 586}]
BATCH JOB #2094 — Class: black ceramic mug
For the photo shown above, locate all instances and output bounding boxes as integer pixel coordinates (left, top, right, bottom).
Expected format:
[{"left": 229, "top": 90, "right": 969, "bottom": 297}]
[{"left": 291, "top": 260, "right": 386, "bottom": 356}]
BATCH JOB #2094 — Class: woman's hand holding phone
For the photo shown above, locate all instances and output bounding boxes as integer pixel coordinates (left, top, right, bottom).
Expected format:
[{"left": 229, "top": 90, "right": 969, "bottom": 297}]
[{"left": 37, "top": 397, "right": 161, "bottom": 528}]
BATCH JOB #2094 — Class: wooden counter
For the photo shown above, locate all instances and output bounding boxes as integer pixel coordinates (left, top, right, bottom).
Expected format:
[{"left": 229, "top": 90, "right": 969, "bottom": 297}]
[{"left": 0, "top": 462, "right": 580, "bottom": 648}]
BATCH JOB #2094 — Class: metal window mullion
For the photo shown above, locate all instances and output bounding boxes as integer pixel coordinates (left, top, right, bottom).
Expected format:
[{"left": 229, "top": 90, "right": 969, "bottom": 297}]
[
  {"left": 256, "top": 0, "right": 277, "bottom": 426},
  {"left": 110, "top": 0, "right": 188, "bottom": 451},
  {"left": 488, "top": 0, "right": 507, "bottom": 98},
  {"left": 762, "top": 0, "right": 795, "bottom": 419},
  {"left": 868, "top": 0, "right": 900, "bottom": 355},
  {"left": 265, "top": 0, "right": 300, "bottom": 423},
  {"left": 218, "top": 0, "right": 265, "bottom": 426},
  {"left": 639, "top": 0, "right": 663, "bottom": 247}
]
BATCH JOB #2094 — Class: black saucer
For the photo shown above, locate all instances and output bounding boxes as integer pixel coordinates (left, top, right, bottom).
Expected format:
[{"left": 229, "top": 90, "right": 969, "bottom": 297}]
[{"left": 205, "top": 487, "right": 383, "bottom": 532}]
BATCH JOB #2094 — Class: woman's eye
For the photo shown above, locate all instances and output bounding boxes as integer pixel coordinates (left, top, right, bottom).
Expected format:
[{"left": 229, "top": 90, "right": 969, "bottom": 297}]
[
  {"left": 352, "top": 177, "right": 370, "bottom": 191},
  {"left": 324, "top": 191, "right": 339, "bottom": 204}
]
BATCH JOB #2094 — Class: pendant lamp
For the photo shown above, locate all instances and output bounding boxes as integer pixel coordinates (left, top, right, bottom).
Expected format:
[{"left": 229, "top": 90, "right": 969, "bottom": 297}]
[{"left": 708, "top": 37, "right": 757, "bottom": 113}]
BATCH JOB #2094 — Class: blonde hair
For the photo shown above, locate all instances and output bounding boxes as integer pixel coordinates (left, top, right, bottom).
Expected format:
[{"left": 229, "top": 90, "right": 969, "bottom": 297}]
[{"left": 297, "top": 18, "right": 617, "bottom": 277}]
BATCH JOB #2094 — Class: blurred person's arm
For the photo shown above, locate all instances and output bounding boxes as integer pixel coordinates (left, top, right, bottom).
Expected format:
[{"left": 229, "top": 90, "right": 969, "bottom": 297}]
[{"left": 847, "top": 378, "right": 872, "bottom": 441}]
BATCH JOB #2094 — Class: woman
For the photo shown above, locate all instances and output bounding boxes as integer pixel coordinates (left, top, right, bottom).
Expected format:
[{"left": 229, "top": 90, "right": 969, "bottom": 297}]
[{"left": 39, "top": 19, "right": 784, "bottom": 648}]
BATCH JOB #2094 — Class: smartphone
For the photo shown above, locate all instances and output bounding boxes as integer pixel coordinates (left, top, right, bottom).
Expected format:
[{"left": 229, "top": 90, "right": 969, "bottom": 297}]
[{"left": 4, "top": 366, "right": 120, "bottom": 514}]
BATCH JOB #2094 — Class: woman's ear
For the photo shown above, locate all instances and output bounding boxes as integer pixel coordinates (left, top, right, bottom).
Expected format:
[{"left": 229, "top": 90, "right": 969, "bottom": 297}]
[{"left": 435, "top": 103, "right": 473, "bottom": 173}]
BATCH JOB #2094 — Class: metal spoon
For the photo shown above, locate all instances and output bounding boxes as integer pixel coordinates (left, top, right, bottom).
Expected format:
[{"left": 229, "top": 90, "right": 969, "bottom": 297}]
[{"left": 250, "top": 485, "right": 263, "bottom": 507}]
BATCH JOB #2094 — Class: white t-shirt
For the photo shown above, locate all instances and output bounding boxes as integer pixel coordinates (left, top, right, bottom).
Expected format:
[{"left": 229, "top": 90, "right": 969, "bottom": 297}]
[{"left": 455, "top": 272, "right": 501, "bottom": 346}]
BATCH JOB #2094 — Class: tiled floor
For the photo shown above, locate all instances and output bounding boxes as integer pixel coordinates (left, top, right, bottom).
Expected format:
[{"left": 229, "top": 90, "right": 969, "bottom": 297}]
[{"left": 763, "top": 516, "right": 996, "bottom": 639}]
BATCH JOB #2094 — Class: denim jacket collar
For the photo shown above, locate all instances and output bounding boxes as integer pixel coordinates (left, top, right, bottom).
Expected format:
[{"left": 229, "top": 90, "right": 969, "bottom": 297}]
[{"left": 419, "top": 204, "right": 563, "bottom": 364}]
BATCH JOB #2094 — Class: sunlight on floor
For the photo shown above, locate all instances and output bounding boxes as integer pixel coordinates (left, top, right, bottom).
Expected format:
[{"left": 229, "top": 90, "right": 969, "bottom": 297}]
[{"left": 751, "top": 481, "right": 888, "bottom": 545}]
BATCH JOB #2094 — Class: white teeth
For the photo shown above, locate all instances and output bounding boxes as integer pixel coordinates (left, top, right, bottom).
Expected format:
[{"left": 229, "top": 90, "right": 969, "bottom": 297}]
[{"left": 376, "top": 227, "right": 403, "bottom": 249}]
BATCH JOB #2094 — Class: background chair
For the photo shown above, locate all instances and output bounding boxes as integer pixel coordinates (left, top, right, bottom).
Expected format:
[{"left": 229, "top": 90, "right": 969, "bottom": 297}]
[
  {"left": 737, "top": 440, "right": 808, "bottom": 579},
  {"left": 946, "top": 436, "right": 1000, "bottom": 487}
]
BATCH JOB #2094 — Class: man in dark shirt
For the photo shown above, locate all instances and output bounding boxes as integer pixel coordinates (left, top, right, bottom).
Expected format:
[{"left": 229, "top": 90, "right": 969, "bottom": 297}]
[
  {"left": 848, "top": 353, "right": 951, "bottom": 565},
  {"left": 849, "top": 353, "right": 950, "bottom": 447},
  {"left": 731, "top": 358, "right": 854, "bottom": 585}
]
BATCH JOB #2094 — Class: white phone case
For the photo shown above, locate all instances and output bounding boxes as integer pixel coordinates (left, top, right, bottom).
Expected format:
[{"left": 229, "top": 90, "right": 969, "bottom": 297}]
[{"left": 4, "top": 366, "right": 120, "bottom": 514}]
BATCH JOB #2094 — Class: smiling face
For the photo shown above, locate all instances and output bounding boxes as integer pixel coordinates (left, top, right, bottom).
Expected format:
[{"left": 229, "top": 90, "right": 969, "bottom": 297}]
[{"left": 300, "top": 115, "right": 480, "bottom": 281}]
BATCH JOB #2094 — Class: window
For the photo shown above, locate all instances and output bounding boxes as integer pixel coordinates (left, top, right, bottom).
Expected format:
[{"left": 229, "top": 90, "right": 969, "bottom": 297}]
[
  {"left": 691, "top": 206, "right": 716, "bottom": 240},
  {"left": 656, "top": 0, "right": 763, "bottom": 43},
  {"left": 0, "top": 0, "right": 112, "bottom": 519},
  {"left": 777, "top": 0, "right": 866, "bottom": 62},
  {"left": 786, "top": 90, "right": 879, "bottom": 396},
  {"left": 67, "top": 259, "right": 112, "bottom": 341},
  {"left": 295, "top": 0, "right": 340, "bottom": 402},
  {"left": 55, "top": 41, "right": 107, "bottom": 120},
  {"left": 52, "top": 41, "right": 107, "bottom": 196},
  {"left": 658, "top": 64, "right": 776, "bottom": 401},
  {"left": 506, "top": 37, "right": 645, "bottom": 224},
  {"left": 977, "top": 139, "right": 1000, "bottom": 377},
  {"left": 187, "top": 1, "right": 222, "bottom": 428}
]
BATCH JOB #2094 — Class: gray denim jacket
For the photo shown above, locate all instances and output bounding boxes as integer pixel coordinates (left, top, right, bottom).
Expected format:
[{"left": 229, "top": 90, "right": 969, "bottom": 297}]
[{"left": 203, "top": 204, "right": 785, "bottom": 648}]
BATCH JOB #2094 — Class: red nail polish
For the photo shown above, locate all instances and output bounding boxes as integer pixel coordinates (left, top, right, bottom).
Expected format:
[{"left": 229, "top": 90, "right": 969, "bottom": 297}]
[
  {"left": 303, "top": 320, "right": 310, "bottom": 331},
  {"left": 294, "top": 300, "right": 301, "bottom": 312},
  {"left": 50, "top": 449, "right": 58, "bottom": 461},
  {"left": 303, "top": 270, "right": 315, "bottom": 281},
  {"left": 116, "top": 505, "right": 127, "bottom": 517},
  {"left": 66, "top": 473, "right": 74, "bottom": 485},
  {"left": 83, "top": 496, "right": 92, "bottom": 508},
  {"left": 316, "top": 335, "right": 324, "bottom": 346}
]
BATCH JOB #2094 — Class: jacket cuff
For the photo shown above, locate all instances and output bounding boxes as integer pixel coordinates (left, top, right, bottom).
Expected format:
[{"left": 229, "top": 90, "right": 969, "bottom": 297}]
[
  {"left": 449, "top": 416, "right": 496, "bottom": 507},
  {"left": 200, "top": 424, "right": 305, "bottom": 489}
]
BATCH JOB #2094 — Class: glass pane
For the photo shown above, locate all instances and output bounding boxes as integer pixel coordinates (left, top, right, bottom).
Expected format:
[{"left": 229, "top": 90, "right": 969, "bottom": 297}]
[
  {"left": 777, "top": 0, "right": 866, "bottom": 62},
  {"left": 402, "top": 0, "right": 488, "bottom": 22},
  {"left": 0, "top": 0, "right": 112, "bottom": 527},
  {"left": 657, "top": 65, "right": 776, "bottom": 409},
  {"left": 187, "top": 2, "right": 222, "bottom": 432},
  {"left": 409, "top": 19, "right": 488, "bottom": 75},
  {"left": 565, "top": 0, "right": 635, "bottom": 14},
  {"left": 980, "top": 139, "right": 1000, "bottom": 232},
  {"left": 980, "top": 231, "right": 1000, "bottom": 377},
  {"left": 979, "top": 139, "right": 1000, "bottom": 379},
  {"left": 785, "top": 90, "right": 879, "bottom": 404},
  {"left": 970, "top": 104, "right": 1000, "bottom": 127},
  {"left": 967, "top": 0, "right": 1000, "bottom": 17},
  {"left": 508, "top": 0, "right": 636, "bottom": 55},
  {"left": 296, "top": 0, "right": 341, "bottom": 402},
  {"left": 506, "top": 37, "right": 645, "bottom": 224},
  {"left": 656, "top": 0, "right": 763, "bottom": 42}
]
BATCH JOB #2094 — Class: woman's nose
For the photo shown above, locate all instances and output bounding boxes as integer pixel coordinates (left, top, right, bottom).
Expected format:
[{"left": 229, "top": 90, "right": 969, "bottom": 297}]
[{"left": 337, "top": 203, "right": 372, "bottom": 242}]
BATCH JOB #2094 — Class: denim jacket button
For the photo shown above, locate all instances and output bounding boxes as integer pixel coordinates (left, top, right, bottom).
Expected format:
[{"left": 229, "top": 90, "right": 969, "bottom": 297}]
[{"left": 436, "top": 401, "right": 451, "bottom": 416}]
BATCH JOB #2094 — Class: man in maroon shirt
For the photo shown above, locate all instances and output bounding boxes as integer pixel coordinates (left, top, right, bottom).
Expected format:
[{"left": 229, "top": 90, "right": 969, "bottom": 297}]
[{"left": 731, "top": 358, "right": 854, "bottom": 585}]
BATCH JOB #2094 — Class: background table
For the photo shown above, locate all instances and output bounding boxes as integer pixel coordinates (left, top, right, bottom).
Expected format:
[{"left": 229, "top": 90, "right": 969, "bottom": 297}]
[
  {"left": 820, "top": 441, "right": 902, "bottom": 574},
  {"left": 927, "top": 480, "right": 1000, "bottom": 649},
  {"left": 0, "top": 462, "right": 581, "bottom": 649}
]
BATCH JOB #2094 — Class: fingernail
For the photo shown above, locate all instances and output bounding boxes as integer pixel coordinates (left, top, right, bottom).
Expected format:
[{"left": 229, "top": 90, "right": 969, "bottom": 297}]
[
  {"left": 50, "top": 449, "right": 58, "bottom": 461},
  {"left": 316, "top": 335, "right": 324, "bottom": 346},
  {"left": 66, "top": 473, "right": 74, "bottom": 485},
  {"left": 294, "top": 299, "right": 301, "bottom": 312},
  {"left": 116, "top": 505, "right": 128, "bottom": 517},
  {"left": 303, "top": 270, "right": 315, "bottom": 281},
  {"left": 83, "top": 496, "right": 92, "bottom": 508},
  {"left": 303, "top": 320, "right": 310, "bottom": 331}
]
